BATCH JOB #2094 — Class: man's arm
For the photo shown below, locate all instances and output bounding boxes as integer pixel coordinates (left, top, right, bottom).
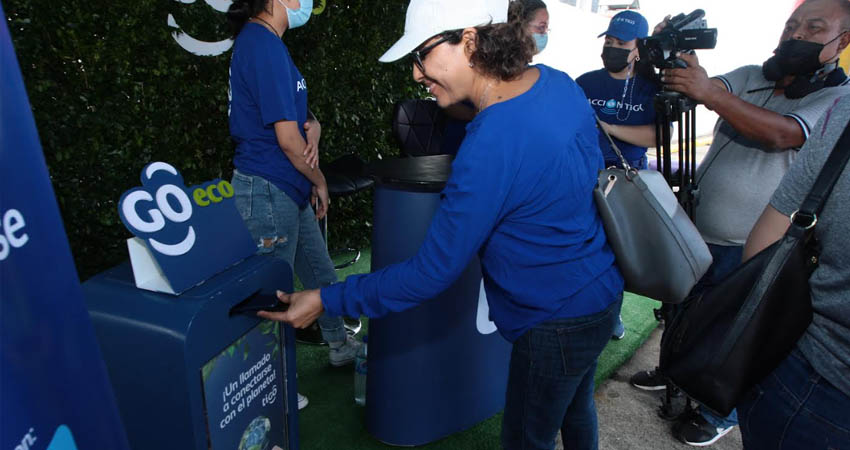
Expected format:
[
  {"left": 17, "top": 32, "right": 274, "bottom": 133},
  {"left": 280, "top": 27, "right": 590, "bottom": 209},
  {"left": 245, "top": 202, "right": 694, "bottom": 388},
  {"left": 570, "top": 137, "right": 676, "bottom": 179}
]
[{"left": 662, "top": 53, "right": 805, "bottom": 151}]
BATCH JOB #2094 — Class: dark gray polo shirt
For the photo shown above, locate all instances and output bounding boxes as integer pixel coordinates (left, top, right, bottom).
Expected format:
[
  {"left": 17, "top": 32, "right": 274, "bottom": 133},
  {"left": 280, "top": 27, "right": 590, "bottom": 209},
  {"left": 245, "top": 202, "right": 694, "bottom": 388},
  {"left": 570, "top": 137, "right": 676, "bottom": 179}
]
[
  {"left": 771, "top": 94, "right": 850, "bottom": 397},
  {"left": 695, "top": 65, "right": 850, "bottom": 246}
]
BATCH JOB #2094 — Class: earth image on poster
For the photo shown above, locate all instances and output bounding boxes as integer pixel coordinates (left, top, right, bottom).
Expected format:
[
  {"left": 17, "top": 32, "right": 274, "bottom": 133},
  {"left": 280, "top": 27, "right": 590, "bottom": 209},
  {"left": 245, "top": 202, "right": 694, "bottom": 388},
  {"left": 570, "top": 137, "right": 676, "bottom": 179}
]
[{"left": 238, "top": 416, "right": 270, "bottom": 450}]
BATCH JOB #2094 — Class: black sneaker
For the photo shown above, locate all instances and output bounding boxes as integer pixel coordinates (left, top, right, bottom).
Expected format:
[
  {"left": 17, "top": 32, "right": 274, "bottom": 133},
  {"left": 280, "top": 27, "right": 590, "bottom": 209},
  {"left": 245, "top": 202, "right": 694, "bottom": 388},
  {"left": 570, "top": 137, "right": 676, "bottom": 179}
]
[
  {"left": 629, "top": 368, "right": 666, "bottom": 391},
  {"left": 674, "top": 413, "right": 735, "bottom": 446}
]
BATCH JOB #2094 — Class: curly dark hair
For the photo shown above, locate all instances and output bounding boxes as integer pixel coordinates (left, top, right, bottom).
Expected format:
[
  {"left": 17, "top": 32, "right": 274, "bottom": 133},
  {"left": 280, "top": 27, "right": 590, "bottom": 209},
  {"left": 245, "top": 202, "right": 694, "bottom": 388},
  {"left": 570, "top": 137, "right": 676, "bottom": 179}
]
[
  {"left": 226, "top": 0, "right": 273, "bottom": 37},
  {"left": 435, "top": 21, "right": 535, "bottom": 82},
  {"left": 473, "top": 20, "right": 536, "bottom": 81}
]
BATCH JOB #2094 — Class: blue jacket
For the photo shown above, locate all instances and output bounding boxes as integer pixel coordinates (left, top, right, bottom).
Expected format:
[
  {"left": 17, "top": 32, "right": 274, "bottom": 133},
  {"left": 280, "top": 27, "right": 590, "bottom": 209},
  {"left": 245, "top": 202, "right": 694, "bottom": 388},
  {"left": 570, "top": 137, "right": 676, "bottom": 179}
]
[{"left": 322, "top": 65, "right": 623, "bottom": 342}]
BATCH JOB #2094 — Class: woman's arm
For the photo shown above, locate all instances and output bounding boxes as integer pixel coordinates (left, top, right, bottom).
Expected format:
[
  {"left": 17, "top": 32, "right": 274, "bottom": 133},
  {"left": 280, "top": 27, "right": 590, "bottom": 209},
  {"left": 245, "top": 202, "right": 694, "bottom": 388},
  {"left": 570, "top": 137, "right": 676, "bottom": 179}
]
[
  {"left": 743, "top": 205, "right": 790, "bottom": 262},
  {"left": 599, "top": 121, "right": 657, "bottom": 148},
  {"left": 303, "top": 110, "right": 320, "bottom": 169},
  {"left": 274, "top": 120, "right": 329, "bottom": 218}
]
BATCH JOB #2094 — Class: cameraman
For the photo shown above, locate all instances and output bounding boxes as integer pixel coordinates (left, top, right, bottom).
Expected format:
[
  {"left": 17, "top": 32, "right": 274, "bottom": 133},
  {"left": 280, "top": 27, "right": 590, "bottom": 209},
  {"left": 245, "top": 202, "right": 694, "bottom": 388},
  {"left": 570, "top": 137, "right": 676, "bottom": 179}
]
[{"left": 629, "top": 0, "right": 850, "bottom": 446}]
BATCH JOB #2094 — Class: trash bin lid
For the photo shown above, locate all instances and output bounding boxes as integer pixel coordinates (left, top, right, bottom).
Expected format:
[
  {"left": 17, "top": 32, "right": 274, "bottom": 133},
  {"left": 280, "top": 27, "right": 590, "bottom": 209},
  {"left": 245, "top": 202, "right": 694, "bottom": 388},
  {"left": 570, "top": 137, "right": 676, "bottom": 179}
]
[{"left": 366, "top": 155, "right": 454, "bottom": 192}]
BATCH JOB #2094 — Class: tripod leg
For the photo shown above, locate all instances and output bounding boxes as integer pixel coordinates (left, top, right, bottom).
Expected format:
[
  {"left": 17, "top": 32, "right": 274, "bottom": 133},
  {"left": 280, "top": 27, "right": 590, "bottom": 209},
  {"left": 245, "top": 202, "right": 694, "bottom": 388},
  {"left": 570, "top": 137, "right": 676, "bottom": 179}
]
[{"left": 689, "top": 108, "right": 698, "bottom": 219}]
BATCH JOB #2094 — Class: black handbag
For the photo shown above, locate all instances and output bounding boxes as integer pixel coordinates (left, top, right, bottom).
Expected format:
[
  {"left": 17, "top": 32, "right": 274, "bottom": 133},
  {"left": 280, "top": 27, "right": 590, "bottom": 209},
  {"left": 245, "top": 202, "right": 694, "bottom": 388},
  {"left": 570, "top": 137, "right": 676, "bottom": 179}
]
[
  {"left": 660, "top": 122, "right": 850, "bottom": 417},
  {"left": 593, "top": 118, "right": 712, "bottom": 304}
]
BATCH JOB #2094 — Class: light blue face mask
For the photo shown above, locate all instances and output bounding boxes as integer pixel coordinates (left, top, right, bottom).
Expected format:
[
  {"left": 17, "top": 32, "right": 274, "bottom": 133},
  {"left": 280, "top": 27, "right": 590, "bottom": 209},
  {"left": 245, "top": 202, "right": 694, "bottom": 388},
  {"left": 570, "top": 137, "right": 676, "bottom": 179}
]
[
  {"left": 278, "top": 0, "right": 313, "bottom": 29},
  {"left": 532, "top": 33, "right": 548, "bottom": 54}
]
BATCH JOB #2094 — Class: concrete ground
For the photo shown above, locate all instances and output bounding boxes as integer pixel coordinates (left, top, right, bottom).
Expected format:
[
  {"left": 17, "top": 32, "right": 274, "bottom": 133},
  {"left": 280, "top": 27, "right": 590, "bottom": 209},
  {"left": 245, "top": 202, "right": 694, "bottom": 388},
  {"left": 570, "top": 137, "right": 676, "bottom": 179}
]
[{"left": 557, "top": 328, "right": 743, "bottom": 450}]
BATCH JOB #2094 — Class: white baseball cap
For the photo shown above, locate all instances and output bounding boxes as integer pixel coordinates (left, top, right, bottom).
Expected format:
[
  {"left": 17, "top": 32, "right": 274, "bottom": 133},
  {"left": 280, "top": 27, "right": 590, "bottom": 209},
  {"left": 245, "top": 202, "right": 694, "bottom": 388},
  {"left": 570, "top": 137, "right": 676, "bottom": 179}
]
[{"left": 379, "top": 0, "right": 509, "bottom": 63}]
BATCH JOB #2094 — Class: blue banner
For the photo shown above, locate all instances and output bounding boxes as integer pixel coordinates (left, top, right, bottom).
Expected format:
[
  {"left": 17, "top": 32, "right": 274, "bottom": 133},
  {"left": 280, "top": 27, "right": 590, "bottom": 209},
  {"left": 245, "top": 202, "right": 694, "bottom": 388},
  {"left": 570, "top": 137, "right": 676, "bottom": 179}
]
[{"left": 0, "top": 3, "right": 130, "bottom": 449}]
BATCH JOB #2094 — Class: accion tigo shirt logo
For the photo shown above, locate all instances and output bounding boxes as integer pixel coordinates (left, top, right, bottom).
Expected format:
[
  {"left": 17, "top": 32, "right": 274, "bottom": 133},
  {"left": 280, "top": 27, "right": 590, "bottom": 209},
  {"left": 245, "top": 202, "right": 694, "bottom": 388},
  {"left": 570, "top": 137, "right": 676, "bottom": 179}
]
[
  {"left": 589, "top": 97, "right": 646, "bottom": 116},
  {"left": 168, "top": 0, "right": 326, "bottom": 57},
  {"left": 118, "top": 162, "right": 256, "bottom": 294}
]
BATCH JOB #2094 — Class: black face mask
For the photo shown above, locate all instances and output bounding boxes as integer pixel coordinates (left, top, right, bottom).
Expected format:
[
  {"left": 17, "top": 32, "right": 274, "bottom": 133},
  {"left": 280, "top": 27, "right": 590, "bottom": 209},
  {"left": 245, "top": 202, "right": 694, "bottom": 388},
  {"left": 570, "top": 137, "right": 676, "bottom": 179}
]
[
  {"left": 602, "top": 46, "right": 631, "bottom": 73},
  {"left": 783, "top": 62, "right": 844, "bottom": 99},
  {"left": 762, "top": 34, "right": 844, "bottom": 81}
]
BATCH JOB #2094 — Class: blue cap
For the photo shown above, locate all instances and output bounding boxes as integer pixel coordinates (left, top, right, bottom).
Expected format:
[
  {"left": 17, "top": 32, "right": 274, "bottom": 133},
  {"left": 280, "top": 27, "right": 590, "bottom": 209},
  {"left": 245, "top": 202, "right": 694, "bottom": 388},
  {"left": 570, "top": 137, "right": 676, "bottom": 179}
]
[{"left": 598, "top": 10, "right": 649, "bottom": 42}]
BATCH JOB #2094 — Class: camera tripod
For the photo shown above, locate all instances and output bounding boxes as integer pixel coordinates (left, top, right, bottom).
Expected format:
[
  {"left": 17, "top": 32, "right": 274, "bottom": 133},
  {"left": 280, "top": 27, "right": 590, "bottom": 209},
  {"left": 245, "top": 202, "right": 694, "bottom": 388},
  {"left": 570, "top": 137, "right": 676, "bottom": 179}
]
[
  {"left": 653, "top": 90, "right": 700, "bottom": 421},
  {"left": 654, "top": 91, "right": 700, "bottom": 218}
]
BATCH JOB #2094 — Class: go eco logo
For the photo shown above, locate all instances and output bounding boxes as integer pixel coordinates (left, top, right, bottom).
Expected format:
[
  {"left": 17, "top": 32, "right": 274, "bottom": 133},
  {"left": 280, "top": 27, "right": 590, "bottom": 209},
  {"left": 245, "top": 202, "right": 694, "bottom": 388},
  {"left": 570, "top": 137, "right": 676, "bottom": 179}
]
[
  {"left": 119, "top": 162, "right": 234, "bottom": 257},
  {"left": 169, "top": 0, "right": 327, "bottom": 56}
]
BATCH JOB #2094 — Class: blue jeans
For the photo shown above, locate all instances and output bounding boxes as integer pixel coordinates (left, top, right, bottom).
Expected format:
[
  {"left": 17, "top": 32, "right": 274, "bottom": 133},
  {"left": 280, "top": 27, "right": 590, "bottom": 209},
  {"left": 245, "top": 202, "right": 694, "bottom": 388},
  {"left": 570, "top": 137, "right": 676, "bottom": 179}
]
[
  {"left": 689, "top": 243, "right": 742, "bottom": 429},
  {"left": 231, "top": 170, "right": 346, "bottom": 344},
  {"left": 738, "top": 350, "right": 850, "bottom": 449},
  {"left": 501, "top": 297, "right": 622, "bottom": 450}
]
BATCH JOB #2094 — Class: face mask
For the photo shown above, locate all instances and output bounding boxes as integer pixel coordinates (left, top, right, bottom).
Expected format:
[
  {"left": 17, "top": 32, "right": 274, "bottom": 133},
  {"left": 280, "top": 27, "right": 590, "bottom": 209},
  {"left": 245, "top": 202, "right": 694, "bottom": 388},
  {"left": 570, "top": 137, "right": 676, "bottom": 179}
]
[
  {"left": 532, "top": 33, "right": 548, "bottom": 53},
  {"left": 783, "top": 62, "right": 842, "bottom": 99},
  {"left": 602, "top": 46, "right": 631, "bottom": 73},
  {"left": 278, "top": 0, "right": 313, "bottom": 29},
  {"left": 762, "top": 33, "right": 843, "bottom": 81}
]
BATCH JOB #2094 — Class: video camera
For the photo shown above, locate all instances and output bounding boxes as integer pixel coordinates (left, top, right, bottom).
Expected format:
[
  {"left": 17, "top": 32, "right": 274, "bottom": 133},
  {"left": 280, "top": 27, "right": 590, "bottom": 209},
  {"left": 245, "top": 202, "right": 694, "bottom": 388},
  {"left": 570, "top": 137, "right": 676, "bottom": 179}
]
[{"left": 638, "top": 9, "right": 717, "bottom": 69}]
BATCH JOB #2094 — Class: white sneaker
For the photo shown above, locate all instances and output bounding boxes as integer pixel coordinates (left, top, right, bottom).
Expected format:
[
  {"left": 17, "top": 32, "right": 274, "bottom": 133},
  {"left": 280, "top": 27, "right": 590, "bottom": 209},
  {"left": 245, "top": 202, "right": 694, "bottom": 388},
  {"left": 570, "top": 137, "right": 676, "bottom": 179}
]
[
  {"left": 328, "top": 336, "right": 362, "bottom": 367},
  {"left": 297, "top": 393, "right": 309, "bottom": 410}
]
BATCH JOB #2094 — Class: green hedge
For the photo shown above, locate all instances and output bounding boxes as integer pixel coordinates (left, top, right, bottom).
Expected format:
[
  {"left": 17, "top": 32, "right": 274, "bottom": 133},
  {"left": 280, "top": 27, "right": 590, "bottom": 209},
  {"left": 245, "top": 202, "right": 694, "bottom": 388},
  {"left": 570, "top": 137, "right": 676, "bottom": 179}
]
[{"left": 5, "top": 0, "right": 424, "bottom": 279}]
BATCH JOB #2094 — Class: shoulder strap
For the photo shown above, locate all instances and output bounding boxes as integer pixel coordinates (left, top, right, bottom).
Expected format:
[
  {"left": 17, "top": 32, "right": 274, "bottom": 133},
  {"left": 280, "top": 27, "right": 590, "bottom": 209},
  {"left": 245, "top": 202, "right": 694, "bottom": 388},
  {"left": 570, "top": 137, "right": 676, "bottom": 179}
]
[
  {"left": 595, "top": 116, "right": 630, "bottom": 169},
  {"left": 794, "top": 121, "right": 850, "bottom": 226}
]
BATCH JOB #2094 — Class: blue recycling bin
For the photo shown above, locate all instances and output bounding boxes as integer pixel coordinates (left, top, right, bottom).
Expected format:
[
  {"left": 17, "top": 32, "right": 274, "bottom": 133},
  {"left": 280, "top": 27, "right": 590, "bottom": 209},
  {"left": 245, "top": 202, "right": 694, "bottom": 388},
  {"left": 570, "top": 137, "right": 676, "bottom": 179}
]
[
  {"left": 365, "top": 155, "right": 512, "bottom": 446},
  {"left": 82, "top": 254, "right": 299, "bottom": 450}
]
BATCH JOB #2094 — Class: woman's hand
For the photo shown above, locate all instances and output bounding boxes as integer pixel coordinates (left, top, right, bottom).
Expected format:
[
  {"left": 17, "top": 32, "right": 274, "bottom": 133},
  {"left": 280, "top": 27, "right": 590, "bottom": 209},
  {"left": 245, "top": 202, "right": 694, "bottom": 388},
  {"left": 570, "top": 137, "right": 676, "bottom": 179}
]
[
  {"left": 312, "top": 183, "right": 330, "bottom": 220},
  {"left": 257, "top": 289, "right": 325, "bottom": 328},
  {"left": 303, "top": 118, "right": 321, "bottom": 169}
]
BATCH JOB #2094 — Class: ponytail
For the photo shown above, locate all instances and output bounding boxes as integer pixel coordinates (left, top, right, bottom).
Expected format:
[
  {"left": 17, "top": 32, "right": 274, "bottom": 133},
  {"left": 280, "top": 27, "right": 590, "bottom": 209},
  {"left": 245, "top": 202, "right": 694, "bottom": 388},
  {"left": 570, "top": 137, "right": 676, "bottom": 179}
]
[{"left": 227, "top": 0, "right": 271, "bottom": 38}]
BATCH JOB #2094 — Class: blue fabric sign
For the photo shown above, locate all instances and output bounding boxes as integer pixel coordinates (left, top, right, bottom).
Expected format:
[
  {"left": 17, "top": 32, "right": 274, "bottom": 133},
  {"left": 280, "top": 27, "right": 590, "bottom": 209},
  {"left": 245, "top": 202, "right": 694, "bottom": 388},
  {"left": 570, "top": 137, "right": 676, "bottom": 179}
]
[
  {"left": 118, "top": 161, "right": 256, "bottom": 294},
  {"left": 0, "top": 3, "right": 131, "bottom": 449}
]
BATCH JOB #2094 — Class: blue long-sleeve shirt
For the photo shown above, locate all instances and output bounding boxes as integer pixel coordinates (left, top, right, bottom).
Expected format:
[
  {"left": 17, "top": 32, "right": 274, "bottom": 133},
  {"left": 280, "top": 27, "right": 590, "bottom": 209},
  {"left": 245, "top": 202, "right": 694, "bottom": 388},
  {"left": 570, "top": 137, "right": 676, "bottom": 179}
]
[{"left": 322, "top": 65, "right": 623, "bottom": 342}]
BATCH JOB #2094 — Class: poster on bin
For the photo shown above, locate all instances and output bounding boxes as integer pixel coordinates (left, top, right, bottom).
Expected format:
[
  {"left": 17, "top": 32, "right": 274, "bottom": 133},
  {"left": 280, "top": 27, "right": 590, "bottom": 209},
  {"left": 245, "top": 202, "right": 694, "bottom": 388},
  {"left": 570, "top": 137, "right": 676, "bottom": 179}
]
[
  {"left": 0, "top": 4, "right": 131, "bottom": 450},
  {"left": 201, "top": 321, "right": 289, "bottom": 450}
]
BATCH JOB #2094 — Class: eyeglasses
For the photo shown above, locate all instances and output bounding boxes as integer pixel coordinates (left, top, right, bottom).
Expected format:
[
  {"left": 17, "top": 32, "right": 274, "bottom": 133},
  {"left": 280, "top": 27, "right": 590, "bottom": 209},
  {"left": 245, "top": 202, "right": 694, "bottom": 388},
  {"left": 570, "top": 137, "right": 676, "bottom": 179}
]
[{"left": 410, "top": 35, "right": 451, "bottom": 74}]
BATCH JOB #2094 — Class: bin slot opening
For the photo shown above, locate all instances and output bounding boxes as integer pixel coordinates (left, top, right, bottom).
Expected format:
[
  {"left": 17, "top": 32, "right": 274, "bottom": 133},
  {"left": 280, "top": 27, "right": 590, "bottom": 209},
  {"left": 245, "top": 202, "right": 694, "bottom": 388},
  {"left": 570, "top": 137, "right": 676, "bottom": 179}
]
[{"left": 229, "top": 290, "right": 288, "bottom": 317}]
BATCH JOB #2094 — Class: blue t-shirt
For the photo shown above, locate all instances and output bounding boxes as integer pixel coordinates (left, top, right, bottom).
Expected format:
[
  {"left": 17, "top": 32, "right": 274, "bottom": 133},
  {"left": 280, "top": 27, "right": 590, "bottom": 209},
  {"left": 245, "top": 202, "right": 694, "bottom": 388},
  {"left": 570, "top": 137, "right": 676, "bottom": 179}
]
[
  {"left": 576, "top": 68, "right": 659, "bottom": 165},
  {"left": 322, "top": 65, "right": 624, "bottom": 342},
  {"left": 229, "top": 23, "right": 311, "bottom": 207}
]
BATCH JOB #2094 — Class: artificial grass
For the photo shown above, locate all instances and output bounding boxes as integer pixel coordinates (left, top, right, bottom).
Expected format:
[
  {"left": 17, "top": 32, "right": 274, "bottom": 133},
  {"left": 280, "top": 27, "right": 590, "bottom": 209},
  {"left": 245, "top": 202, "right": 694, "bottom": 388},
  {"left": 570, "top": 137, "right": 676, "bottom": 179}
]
[{"left": 294, "top": 249, "right": 660, "bottom": 449}]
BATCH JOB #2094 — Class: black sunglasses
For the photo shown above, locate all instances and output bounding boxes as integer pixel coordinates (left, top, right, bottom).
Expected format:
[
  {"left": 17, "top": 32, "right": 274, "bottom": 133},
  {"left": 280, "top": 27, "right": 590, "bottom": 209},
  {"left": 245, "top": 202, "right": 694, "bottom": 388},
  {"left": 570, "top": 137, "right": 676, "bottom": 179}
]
[{"left": 409, "top": 35, "right": 452, "bottom": 74}]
